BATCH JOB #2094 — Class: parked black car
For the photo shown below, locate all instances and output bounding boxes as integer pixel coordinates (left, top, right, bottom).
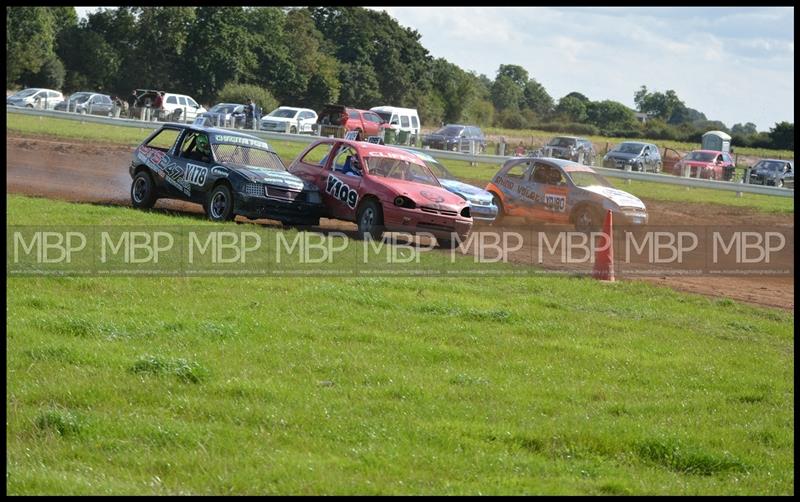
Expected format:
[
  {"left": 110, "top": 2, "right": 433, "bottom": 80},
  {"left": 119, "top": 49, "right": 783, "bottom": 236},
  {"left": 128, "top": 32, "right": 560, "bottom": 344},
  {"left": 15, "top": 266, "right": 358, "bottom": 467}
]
[
  {"left": 197, "top": 102, "right": 245, "bottom": 128},
  {"left": 748, "top": 159, "right": 794, "bottom": 188},
  {"left": 421, "top": 124, "right": 486, "bottom": 153},
  {"left": 602, "top": 141, "right": 662, "bottom": 173},
  {"left": 54, "top": 92, "right": 114, "bottom": 116},
  {"left": 129, "top": 123, "right": 325, "bottom": 225},
  {"left": 544, "top": 136, "right": 596, "bottom": 165}
]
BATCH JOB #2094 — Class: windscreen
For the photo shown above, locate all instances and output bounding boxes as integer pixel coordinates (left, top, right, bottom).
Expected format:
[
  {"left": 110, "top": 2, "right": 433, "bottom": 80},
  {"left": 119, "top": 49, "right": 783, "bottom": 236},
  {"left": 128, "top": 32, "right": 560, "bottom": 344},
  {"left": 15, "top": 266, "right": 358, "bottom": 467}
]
[
  {"left": 755, "top": 161, "right": 785, "bottom": 172},
  {"left": 374, "top": 111, "right": 392, "bottom": 122},
  {"left": 434, "top": 125, "right": 463, "bottom": 137},
  {"left": 548, "top": 137, "right": 575, "bottom": 147},
  {"left": 686, "top": 151, "right": 717, "bottom": 162},
  {"left": 366, "top": 157, "right": 440, "bottom": 187},
  {"left": 68, "top": 93, "right": 92, "bottom": 103},
  {"left": 614, "top": 143, "right": 645, "bottom": 154},
  {"left": 14, "top": 89, "right": 39, "bottom": 98},
  {"left": 568, "top": 171, "right": 611, "bottom": 188},
  {"left": 211, "top": 144, "right": 286, "bottom": 172},
  {"left": 268, "top": 109, "right": 297, "bottom": 119}
]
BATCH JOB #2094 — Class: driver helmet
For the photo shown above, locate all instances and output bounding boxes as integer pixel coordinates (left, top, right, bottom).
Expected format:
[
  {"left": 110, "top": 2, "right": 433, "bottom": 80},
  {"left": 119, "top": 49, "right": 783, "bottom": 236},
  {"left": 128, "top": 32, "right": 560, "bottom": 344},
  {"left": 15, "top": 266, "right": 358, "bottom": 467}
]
[{"left": 196, "top": 134, "right": 211, "bottom": 155}]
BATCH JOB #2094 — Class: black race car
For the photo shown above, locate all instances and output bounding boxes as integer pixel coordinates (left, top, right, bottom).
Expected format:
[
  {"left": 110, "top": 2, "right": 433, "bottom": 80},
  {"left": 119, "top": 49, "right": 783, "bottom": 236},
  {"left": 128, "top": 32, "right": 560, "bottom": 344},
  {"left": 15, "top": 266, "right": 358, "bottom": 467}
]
[{"left": 129, "top": 123, "right": 324, "bottom": 225}]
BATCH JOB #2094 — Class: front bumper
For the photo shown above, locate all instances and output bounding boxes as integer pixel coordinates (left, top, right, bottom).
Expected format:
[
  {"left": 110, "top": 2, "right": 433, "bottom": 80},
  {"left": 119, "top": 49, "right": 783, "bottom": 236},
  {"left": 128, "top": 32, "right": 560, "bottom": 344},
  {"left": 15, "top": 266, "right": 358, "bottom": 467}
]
[
  {"left": 470, "top": 203, "right": 499, "bottom": 222},
  {"left": 235, "top": 192, "right": 325, "bottom": 224},
  {"left": 383, "top": 205, "right": 472, "bottom": 241},
  {"left": 615, "top": 210, "right": 648, "bottom": 225}
]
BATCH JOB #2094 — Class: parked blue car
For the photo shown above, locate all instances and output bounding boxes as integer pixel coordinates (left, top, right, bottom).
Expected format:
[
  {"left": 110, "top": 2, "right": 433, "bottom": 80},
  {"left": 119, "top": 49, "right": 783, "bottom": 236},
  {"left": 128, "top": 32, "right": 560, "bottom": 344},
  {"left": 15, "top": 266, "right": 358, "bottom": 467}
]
[{"left": 401, "top": 148, "right": 498, "bottom": 224}]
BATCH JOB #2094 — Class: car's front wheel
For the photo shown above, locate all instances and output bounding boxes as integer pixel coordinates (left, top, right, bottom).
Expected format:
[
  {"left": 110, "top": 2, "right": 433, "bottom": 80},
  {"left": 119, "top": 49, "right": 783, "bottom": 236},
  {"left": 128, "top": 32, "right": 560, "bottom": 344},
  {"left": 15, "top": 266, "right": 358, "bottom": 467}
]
[
  {"left": 207, "top": 184, "right": 235, "bottom": 222},
  {"left": 131, "top": 171, "right": 157, "bottom": 209},
  {"left": 490, "top": 194, "right": 505, "bottom": 226},
  {"left": 654, "top": 161, "right": 662, "bottom": 173},
  {"left": 289, "top": 126, "right": 297, "bottom": 134},
  {"left": 356, "top": 199, "right": 384, "bottom": 241},
  {"left": 573, "top": 205, "right": 602, "bottom": 232}
]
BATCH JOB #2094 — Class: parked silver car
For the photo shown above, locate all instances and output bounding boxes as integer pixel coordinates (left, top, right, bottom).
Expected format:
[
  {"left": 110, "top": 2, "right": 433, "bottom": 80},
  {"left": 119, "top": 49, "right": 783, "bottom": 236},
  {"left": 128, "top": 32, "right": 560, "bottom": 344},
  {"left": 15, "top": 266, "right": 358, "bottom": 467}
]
[
  {"left": 54, "top": 92, "right": 114, "bottom": 116},
  {"left": 603, "top": 141, "right": 662, "bottom": 173},
  {"left": 6, "top": 88, "right": 64, "bottom": 110}
]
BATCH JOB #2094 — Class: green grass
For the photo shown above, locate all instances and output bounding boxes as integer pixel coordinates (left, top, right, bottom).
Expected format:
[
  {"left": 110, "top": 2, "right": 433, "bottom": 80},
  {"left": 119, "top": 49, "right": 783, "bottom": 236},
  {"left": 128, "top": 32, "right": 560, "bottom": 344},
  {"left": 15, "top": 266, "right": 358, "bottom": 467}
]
[
  {"left": 7, "top": 113, "right": 794, "bottom": 215},
  {"left": 483, "top": 126, "right": 795, "bottom": 160},
  {"left": 5, "top": 195, "right": 795, "bottom": 494}
]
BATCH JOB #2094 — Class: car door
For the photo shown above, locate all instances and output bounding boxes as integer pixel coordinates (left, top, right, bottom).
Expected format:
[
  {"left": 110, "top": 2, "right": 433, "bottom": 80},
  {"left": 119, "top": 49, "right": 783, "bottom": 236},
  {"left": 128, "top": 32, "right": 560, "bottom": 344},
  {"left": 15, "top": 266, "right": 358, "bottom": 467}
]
[
  {"left": 495, "top": 159, "right": 535, "bottom": 217},
  {"left": 527, "top": 162, "right": 569, "bottom": 223},
  {"left": 174, "top": 130, "right": 214, "bottom": 202},
  {"left": 289, "top": 141, "right": 336, "bottom": 216},
  {"left": 322, "top": 143, "right": 364, "bottom": 220},
  {"left": 363, "top": 112, "right": 383, "bottom": 137}
]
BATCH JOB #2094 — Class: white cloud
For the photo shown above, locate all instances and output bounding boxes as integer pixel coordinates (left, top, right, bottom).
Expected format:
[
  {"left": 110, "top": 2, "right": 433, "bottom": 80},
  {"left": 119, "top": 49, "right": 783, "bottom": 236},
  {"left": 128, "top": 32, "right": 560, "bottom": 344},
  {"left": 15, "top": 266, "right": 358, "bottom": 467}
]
[{"left": 373, "top": 6, "right": 794, "bottom": 130}]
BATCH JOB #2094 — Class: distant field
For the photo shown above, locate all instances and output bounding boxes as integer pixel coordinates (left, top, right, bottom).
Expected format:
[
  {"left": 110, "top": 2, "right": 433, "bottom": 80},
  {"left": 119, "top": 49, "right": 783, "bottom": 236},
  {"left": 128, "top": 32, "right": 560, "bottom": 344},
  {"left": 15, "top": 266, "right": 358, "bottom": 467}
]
[
  {"left": 479, "top": 126, "right": 795, "bottom": 160},
  {"left": 7, "top": 113, "right": 794, "bottom": 215},
  {"left": 6, "top": 194, "right": 795, "bottom": 494}
]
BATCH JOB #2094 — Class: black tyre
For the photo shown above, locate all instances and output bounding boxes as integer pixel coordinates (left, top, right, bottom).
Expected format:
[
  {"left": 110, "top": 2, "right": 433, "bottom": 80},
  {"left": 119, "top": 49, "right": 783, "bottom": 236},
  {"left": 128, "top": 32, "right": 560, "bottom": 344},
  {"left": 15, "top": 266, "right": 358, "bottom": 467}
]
[
  {"left": 655, "top": 161, "right": 662, "bottom": 173},
  {"left": 490, "top": 193, "right": 505, "bottom": 226},
  {"left": 207, "top": 184, "right": 236, "bottom": 222},
  {"left": 131, "top": 171, "right": 157, "bottom": 209},
  {"left": 356, "top": 199, "right": 384, "bottom": 241},
  {"left": 289, "top": 126, "right": 297, "bottom": 134},
  {"left": 437, "top": 237, "right": 456, "bottom": 249},
  {"left": 573, "top": 204, "right": 602, "bottom": 232}
]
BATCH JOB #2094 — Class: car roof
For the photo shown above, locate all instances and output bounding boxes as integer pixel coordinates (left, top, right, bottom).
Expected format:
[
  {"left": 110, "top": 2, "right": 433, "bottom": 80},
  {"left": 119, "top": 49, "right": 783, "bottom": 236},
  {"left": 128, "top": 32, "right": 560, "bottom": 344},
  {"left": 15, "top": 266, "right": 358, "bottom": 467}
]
[
  {"left": 693, "top": 149, "right": 724, "bottom": 154},
  {"left": 508, "top": 156, "right": 597, "bottom": 173},
  {"left": 161, "top": 123, "right": 272, "bottom": 147},
  {"left": 329, "top": 139, "right": 427, "bottom": 166}
]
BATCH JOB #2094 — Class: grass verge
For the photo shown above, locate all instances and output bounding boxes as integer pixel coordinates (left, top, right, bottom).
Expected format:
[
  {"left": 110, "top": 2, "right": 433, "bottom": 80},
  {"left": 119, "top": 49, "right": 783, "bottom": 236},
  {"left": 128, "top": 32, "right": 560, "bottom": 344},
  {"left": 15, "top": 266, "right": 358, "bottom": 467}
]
[{"left": 5, "top": 194, "right": 794, "bottom": 494}]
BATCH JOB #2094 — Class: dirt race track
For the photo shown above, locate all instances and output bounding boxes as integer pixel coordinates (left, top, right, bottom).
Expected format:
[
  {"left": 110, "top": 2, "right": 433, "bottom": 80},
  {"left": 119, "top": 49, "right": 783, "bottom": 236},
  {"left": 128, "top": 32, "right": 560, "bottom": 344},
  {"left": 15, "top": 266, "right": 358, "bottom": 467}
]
[{"left": 6, "top": 134, "right": 795, "bottom": 311}]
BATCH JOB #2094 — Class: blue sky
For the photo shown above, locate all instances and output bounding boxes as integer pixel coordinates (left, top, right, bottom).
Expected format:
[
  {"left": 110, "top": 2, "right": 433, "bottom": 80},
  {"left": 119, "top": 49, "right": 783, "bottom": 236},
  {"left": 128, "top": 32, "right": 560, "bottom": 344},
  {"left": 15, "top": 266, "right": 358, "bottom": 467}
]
[{"left": 76, "top": 7, "right": 793, "bottom": 131}]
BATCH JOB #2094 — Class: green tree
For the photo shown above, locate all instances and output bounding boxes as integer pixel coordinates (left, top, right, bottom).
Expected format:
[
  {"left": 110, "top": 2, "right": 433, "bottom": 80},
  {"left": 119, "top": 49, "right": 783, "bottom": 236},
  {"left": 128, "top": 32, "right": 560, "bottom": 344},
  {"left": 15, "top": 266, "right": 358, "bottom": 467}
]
[
  {"left": 56, "top": 26, "right": 120, "bottom": 93},
  {"left": 563, "top": 91, "right": 589, "bottom": 103},
  {"left": 181, "top": 7, "right": 252, "bottom": 102},
  {"left": 491, "top": 74, "right": 522, "bottom": 112},
  {"left": 768, "top": 121, "right": 793, "bottom": 150},
  {"left": 634, "top": 85, "right": 685, "bottom": 121},
  {"left": 281, "top": 8, "right": 339, "bottom": 109},
  {"left": 731, "top": 122, "right": 758, "bottom": 135},
  {"left": 523, "top": 78, "right": 553, "bottom": 117},
  {"left": 6, "top": 7, "right": 56, "bottom": 86},
  {"left": 496, "top": 64, "right": 528, "bottom": 88},
  {"left": 216, "top": 82, "right": 277, "bottom": 114},
  {"left": 586, "top": 100, "right": 637, "bottom": 130},
  {"left": 554, "top": 95, "right": 588, "bottom": 122}
]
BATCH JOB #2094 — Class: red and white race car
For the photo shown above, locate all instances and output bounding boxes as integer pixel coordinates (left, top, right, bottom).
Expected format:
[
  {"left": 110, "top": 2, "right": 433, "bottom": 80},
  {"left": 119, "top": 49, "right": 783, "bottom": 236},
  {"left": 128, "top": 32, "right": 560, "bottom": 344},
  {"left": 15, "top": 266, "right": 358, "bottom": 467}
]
[{"left": 288, "top": 139, "right": 473, "bottom": 246}]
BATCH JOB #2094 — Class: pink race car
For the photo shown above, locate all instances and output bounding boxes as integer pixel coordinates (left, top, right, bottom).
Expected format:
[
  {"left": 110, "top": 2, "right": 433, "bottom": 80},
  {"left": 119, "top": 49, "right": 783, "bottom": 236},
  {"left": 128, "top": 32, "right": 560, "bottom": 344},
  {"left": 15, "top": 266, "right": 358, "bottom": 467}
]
[{"left": 288, "top": 139, "right": 473, "bottom": 246}]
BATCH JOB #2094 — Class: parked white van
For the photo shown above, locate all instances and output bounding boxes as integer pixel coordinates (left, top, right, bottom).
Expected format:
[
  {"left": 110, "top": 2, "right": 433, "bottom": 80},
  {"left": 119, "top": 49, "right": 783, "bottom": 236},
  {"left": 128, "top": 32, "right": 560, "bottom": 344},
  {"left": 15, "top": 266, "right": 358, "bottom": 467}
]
[
  {"left": 161, "top": 92, "right": 207, "bottom": 121},
  {"left": 370, "top": 106, "right": 420, "bottom": 141}
]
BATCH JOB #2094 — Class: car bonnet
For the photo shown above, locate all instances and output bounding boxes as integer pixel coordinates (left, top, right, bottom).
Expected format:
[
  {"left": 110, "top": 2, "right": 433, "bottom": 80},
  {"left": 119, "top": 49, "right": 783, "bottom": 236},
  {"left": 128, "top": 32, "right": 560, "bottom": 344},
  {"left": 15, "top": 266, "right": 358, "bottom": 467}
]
[{"left": 580, "top": 185, "right": 646, "bottom": 209}]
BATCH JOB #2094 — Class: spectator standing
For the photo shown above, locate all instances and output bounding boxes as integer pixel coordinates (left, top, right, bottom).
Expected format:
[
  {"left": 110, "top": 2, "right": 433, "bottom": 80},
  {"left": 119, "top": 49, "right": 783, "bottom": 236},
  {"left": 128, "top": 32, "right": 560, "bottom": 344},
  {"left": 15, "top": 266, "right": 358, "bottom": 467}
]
[
  {"left": 127, "top": 91, "right": 138, "bottom": 119},
  {"left": 245, "top": 97, "right": 260, "bottom": 129},
  {"left": 152, "top": 91, "right": 164, "bottom": 121}
]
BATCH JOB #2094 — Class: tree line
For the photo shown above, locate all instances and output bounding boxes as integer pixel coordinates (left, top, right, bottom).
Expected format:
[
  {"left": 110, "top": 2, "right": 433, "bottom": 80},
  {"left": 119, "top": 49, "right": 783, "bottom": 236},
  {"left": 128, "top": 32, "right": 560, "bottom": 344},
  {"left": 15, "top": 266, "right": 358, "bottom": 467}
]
[{"left": 6, "top": 6, "right": 793, "bottom": 150}]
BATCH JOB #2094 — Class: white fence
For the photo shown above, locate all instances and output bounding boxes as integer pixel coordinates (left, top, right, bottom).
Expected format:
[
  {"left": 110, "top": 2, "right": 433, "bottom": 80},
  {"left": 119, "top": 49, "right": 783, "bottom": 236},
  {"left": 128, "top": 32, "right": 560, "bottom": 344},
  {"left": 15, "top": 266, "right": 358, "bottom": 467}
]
[{"left": 7, "top": 105, "right": 794, "bottom": 198}]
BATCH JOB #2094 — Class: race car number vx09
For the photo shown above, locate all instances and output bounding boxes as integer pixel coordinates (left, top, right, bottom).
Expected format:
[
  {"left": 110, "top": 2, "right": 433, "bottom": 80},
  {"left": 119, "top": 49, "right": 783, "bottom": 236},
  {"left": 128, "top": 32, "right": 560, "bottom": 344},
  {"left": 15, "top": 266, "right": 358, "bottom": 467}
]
[
  {"left": 129, "top": 123, "right": 324, "bottom": 225},
  {"left": 288, "top": 139, "right": 473, "bottom": 247}
]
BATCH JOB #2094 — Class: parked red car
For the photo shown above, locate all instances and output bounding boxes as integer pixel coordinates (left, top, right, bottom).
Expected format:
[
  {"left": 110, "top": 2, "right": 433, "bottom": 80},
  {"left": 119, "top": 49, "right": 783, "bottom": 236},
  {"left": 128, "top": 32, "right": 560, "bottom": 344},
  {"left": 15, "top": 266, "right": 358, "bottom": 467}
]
[
  {"left": 288, "top": 139, "right": 473, "bottom": 246},
  {"left": 316, "top": 104, "right": 388, "bottom": 140},
  {"left": 670, "top": 150, "right": 736, "bottom": 181}
]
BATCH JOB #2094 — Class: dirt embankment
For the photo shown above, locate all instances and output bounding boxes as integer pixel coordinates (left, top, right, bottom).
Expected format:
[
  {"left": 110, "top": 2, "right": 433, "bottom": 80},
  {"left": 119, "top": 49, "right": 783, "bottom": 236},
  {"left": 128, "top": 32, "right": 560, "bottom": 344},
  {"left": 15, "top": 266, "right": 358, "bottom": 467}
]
[{"left": 6, "top": 134, "right": 794, "bottom": 310}]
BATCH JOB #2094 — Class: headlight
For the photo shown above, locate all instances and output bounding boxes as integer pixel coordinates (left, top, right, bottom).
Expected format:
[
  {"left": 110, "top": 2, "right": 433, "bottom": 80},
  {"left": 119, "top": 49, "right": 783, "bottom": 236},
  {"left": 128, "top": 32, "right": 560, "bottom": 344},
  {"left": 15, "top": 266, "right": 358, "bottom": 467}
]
[{"left": 306, "top": 191, "right": 321, "bottom": 204}]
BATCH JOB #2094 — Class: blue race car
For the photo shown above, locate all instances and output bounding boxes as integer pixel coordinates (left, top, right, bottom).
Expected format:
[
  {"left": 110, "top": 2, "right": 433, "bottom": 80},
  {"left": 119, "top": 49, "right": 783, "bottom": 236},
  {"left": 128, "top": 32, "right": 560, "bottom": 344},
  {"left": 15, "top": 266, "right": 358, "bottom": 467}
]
[{"left": 401, "top": 148, "right": 498, "bottom": 224}]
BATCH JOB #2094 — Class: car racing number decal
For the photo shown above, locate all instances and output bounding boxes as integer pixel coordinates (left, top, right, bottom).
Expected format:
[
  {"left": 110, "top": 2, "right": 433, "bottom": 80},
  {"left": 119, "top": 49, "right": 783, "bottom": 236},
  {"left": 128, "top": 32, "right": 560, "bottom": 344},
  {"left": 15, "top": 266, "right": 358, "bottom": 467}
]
[
  {"left": 544, "top": 193, "right": 566, "bottom": 212},
  {"left": 138, "top": 146, "right": 191, "bottom": 196},
  {"left": 325, "top": 174, "right": 358, "bottom": 209},
  {"left": 184, "top": 163, "right": 208, "bottom": 185}
]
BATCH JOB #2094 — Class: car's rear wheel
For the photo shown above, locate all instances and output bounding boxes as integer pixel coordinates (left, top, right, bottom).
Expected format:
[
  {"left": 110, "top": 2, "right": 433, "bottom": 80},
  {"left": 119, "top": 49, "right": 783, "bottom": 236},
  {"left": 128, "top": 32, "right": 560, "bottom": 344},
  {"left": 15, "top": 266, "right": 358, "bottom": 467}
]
[
  {"left": 289, "top": 126, "right": 297, "bottom": 134},
  {"left": 207, "top": 184, "right": 235, "bottom": 222},
  {"left": 131, "top": 171, "right": 157, "bottom": 209},
  {"left": 356, "top": 199, "right": 384, "bottom": 241}
]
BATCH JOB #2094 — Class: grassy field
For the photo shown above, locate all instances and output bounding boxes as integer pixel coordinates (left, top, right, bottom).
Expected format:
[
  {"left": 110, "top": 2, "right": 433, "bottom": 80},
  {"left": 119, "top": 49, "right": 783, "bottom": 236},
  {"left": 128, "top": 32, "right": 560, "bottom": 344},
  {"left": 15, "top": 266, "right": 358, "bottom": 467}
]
[
  {"left": 5, "top": 195, "right": 795, "bottom": 495},
  {"left": 6, "top": 113, "right": 794, "bottom": 216},
  {"left": 481, "top": 126, "right": 795, "bottom": 160}
]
